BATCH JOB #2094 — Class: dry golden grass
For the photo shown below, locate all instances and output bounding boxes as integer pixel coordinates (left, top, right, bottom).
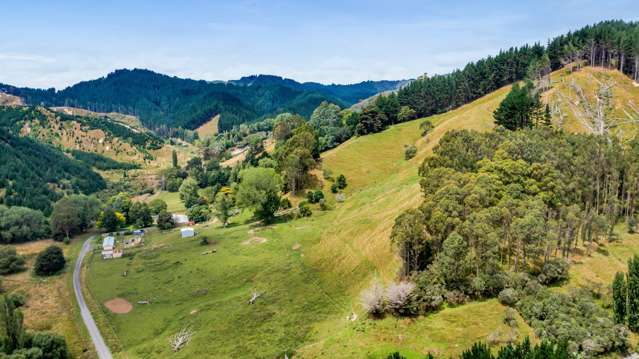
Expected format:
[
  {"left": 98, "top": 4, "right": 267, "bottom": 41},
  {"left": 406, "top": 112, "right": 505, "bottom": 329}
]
[
  {"left": 5, "top": 235, "right": 96, "bottom": 358},
  {"left": 195, "top": 114, "right": 219, "bottom": 138},
  {"left": 545, "top": 67, "right": 639, "bottom": 140}
]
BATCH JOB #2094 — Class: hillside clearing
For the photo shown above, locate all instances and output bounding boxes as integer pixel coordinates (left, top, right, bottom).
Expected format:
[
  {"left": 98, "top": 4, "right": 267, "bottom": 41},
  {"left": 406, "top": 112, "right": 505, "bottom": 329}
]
[{"left": 195, "top": 114, "right": 219, "bottom": 138}]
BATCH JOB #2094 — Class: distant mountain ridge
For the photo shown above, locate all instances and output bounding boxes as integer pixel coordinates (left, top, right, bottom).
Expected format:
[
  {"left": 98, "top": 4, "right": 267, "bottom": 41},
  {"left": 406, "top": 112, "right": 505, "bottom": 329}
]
[
  {"left": 230, "top": 74, "right": 409, "bottom": 104},
  {"left": 0, "top": 69, "right": 405, "bottom": 133}
]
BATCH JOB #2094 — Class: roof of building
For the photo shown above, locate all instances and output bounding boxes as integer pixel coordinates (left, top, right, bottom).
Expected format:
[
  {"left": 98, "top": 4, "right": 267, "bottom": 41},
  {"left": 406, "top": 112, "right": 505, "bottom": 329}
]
[
  {"left": 180, "top": 227, "right": 194, "bottom": 233},
  {"left": 103, "top": 236, "right": 115, "bottom": 247}
]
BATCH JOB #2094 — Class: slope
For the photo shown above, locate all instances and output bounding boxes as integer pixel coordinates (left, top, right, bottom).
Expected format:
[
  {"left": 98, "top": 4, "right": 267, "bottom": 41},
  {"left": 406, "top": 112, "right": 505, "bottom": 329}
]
[
  {"left": 545, "top": 66, "right": 639, "bottom": 139},
  {"left": 0, "top": 127, "right": 105, "bottom": 214}
]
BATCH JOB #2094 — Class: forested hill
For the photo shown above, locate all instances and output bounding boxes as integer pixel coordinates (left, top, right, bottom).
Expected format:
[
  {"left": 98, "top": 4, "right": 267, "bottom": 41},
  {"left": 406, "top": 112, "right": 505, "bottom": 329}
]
[
  {"left": 0, "top": 69, "right": 404, "bottom": 133},
  {"left": 230, "top": 75, "right": 407, "bottom": 105},
  {"left": 0, "top": 127, "right": 105, "bottom": 215}
]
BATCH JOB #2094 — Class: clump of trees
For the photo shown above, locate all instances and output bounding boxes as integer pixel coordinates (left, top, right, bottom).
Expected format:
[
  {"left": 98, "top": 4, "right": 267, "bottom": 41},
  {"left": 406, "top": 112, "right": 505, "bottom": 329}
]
[
  {"left": 50, "top": 195, "right": 101, "bottom": 240},
  {"left": 0, "top": 247, "right": 26, "bottom": 275},
  {"left": 612, "top": 255, "right": 639, "bottom": 331},
  {"left": 157, "top": 210, "right": 175, "bottom": 230},
  {"left": 236, "top": 168, "right": 282, "bottom": 223},
  {"left": 0, "top": 294, "right": 70, "bottom": 358},
  {"left": 380, "top": 127, "right": 639, "bottom": 356},
  {"left": 273, "top": 115, "right": 319, "bottom": 194},
  {"left": 34, "top": 246, "right": 66, "bottom": 276},
  {"left": 0, "top": 205, "right": 49, "bottom": 244},
  {"left": 517, "top": 289, "right": 628, "bottom": 355},
  {"left": 493, "top": 81, "right": 549, "bottom": 130},
  {"left": 347, "top": 21, "right": 639, "bottom": 143}
]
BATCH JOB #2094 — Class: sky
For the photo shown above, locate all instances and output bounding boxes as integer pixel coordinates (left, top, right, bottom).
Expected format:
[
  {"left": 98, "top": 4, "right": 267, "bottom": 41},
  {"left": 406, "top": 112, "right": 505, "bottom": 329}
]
[{"left": 1, "top": 0, "right": 637, "bottom": 89}]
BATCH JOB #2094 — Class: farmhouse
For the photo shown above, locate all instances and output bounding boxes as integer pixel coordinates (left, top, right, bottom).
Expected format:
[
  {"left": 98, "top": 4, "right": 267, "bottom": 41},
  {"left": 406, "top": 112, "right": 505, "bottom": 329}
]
[
  {"left": 102, "top": 236, "right": 115, "bottom": 259},
  {"left": 102, "top": 235, "right": 123, "bottom": 259},
  {"left": 181, "top": 227, "right": 195, "bottom": 238}
]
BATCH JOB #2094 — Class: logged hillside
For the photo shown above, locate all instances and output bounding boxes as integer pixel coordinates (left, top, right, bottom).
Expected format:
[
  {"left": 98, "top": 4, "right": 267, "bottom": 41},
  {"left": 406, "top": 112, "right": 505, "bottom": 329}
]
[
  {"left": 545, "top": 66, "right": 639, "bottom": 138},
  {"left": 0, "top": 70, "right": 403, "bottom": 132},
  {"left": 0, "top": 106, "right": 162, "bottom": 163}
]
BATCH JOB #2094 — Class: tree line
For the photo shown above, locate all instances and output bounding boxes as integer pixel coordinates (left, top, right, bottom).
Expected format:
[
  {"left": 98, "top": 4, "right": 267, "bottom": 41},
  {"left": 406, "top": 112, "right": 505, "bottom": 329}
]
[{"left": 355, "top": 20, "right": 639, "bottom": 138}]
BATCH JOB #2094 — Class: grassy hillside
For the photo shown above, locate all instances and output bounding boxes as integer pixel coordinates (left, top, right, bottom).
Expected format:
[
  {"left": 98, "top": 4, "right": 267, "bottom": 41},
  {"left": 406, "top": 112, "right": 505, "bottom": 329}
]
[
  {"left": 84, "top": 79, "right": 510, "bottom": 358},
  {"left": 81, "top": 66, "right": 639, "bottom": 358}
]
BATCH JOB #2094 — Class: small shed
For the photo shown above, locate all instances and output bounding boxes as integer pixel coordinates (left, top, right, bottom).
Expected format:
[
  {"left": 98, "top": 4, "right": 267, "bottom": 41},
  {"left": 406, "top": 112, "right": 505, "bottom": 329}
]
[{"left": 181, "top": 227, "right": 195, "bottom": 238}]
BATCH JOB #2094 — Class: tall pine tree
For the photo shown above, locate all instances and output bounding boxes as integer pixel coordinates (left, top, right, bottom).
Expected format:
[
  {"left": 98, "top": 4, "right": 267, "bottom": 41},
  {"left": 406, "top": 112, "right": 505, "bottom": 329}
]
[
  {"left": 613, "top": 271, "right": 628, "bottom": 324},
  {"left": 627, "top": 255, "right": 639, "bottom": 331}
]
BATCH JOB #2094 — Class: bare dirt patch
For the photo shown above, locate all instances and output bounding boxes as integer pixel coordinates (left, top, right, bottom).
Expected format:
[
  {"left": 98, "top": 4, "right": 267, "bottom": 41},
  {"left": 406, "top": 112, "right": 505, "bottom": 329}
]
[{"left": 104, "top": 298, "right": 133, "bottom": 314}]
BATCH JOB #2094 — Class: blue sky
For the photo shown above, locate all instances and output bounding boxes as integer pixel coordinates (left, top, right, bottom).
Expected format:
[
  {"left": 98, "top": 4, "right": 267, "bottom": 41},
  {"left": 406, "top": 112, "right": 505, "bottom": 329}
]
[{"left": 1, "top": 0, "right": 637, "bottom": 89}]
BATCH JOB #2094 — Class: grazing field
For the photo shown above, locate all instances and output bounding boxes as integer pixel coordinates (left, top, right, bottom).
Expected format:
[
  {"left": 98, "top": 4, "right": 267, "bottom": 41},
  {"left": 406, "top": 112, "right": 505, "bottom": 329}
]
[{"left": 5, "top": 235, "right": 96, "bottom": 358}]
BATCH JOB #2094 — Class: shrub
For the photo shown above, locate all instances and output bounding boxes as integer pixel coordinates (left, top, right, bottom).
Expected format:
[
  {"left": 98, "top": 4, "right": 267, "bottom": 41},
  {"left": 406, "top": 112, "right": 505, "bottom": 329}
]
[
  {"left": 0, "top": 246, "right": 26, "bottom": 275},
  {"left": 404, "top": 145, "right": 417, "bottom": 160},
  {"left": 313, "top": 190, "right": 325, "bottom": 203},
  {"left": 414, "top": 282, "right": 445, "bottom": 313},
  {"left": 319, "top": 199, "right": 329, "bottom": 211},
  {"left": 538, "top": 258, "right": 569, "bottom": 285},
  {"left": 330, "top": 183, "right": 339, "bottom": 193},
  {"left": 420, "top": 120, "right": 434, "bottom": 136},
  {"left": 28, "top": 332, "right": 70, "bottom": 359},
  {"left": 336, "top": 174, "right": 347, "bottom": 190},
  {"left": 322, "top": 169, "right": 333, "bottom": 180},
  {"left": 385, "top": 281, "right": 417, "bottom": 316},
  {"left": 517, "top": 288, "right": 628, "bottom": 355},
  {"left": 361, "top": 281, "right": 385, "bottom": 316},
  {"left": 149, "top": 199, "right": 168, "bottom": 215},
  {"left": 200, "top": 236, "right": 209, "bottom": 246},
  {"left": 523, "top": 279, "right": 543, "bottom": 296},
  {"left": 279, "top": 197, "right": 292, "bottom": 210},
  {"left": 157, "top": 210, "right": 175, "bottom": 230},
  {"left": 187, "top": 205, "right": 211, "bottom": 223},
  {"left": 503, "top": 308, "right": 519, "bottom": 328},
  {"left": 34, "top": 246, "right": 66, "bottom": 276},
  {"left": 298, "top": 202, "right": 312, "bottom": 217},
  {"left": 498, "top": 288, "right": 519, "bottom": 306},
  {"left": 445, "top": 290, "right": 468, "bottom": 306},
  {"left": 629, "top": 216, "right": 637, "bottom": 234}
]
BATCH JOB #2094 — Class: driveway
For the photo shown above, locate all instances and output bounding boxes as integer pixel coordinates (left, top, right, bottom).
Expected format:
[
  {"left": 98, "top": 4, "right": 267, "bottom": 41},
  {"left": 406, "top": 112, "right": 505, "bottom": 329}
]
[{"left": 73, "top": 237, "right": 113, "bottom": 359}]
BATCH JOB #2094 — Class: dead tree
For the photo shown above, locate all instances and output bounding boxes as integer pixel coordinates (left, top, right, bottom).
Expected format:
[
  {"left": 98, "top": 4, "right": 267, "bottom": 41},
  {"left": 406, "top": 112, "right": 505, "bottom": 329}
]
[
  {"left": 248, "top": 292, "right": 262, "bottom": 304},
  {"left": 169, "top": 326, "right": 194, "bottom": 352}
]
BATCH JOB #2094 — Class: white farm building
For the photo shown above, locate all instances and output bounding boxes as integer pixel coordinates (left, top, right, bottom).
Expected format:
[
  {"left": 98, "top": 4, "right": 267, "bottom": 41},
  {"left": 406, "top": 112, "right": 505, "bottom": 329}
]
[{"left": 180, "top": 227, "right": 195, "bottom": 238}]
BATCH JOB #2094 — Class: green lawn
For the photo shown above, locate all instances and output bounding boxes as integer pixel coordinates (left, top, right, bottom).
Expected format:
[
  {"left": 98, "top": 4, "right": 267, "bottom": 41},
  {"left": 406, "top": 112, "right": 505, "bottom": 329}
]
[{"left": 146, "top": 191, "right": 185, "bottom": 213}]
